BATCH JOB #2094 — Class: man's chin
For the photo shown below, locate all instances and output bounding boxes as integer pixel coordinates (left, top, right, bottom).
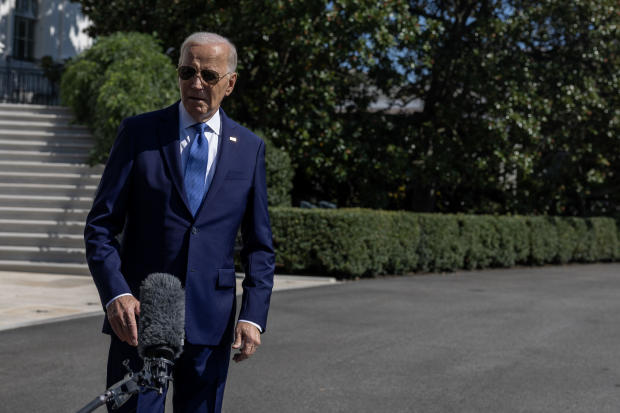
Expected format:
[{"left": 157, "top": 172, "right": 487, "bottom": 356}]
[{"left": 183, "top": 101, "right": 215, "bottom": 121}]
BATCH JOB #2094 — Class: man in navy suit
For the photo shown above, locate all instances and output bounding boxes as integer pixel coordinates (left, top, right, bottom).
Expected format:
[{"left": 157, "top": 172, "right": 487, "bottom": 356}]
[{"left": 84, "top": 32, "right": 275, "bottom": 412}]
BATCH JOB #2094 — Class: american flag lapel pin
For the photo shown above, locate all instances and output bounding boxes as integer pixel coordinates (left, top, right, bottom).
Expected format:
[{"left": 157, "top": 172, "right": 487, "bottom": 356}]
[{"left": 229, "top": 136, "right": 237, "bottom": 142}]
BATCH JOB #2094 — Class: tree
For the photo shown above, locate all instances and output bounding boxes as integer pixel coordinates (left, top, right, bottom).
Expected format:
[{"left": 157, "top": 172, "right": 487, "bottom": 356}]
[
  {"left": 60, "top": 32, "right": 178, "bottom": 163},
  {"left": 73, "top": 0, "right": 416, "bottom": 206},
  {"left": 384, "top": 0, "right": 619, "bottom": 215},
  {"left": 73, "top": 0, "right": 619, "bottom": 215}
]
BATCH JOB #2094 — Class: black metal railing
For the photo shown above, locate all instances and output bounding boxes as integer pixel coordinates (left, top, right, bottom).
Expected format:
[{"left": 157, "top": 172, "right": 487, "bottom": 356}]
[{"left": 0, "top": 66, "right": 60, "bottom": 106}]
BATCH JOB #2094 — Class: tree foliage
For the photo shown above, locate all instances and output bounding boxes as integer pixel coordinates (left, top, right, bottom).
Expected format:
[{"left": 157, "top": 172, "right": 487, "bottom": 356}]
[
  {"left": 73, "top": 0, "right": 415, "bottom": 202},
  {"left": 60, "top": 32, "right": 178, "bottom": 163},
  {"left": 381, "top": 0, "right": 620, "bottom": 215},
  {"left": 261, "top": 134, "right": 294, "bottom": 207},
  {"left": 74, "top": 0, "right": 619, "bottom": 216}
]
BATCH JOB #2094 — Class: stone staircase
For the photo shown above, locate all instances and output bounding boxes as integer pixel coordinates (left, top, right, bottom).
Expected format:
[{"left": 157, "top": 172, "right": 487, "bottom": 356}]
[{"left": 0, "top": 103, "right": 103, "bottom": 275}]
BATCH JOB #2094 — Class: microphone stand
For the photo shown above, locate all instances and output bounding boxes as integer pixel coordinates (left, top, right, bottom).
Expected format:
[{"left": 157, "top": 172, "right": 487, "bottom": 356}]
[{"left": 76, "top": 357, "right": 174, "bottom": 413}]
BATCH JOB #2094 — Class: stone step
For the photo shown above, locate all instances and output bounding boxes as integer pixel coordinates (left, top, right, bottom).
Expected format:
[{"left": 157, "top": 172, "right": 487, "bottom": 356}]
[
  {"left": 0, "top": 109, "right": 75, "bottom": 124},
  {"left": 0, "top": 149, "right": 89, "bottom": 163},
  {"left": 0, "top": 128, "right": 93, "bottom": 140},
  {"left": 0, "top": 160, "right": 103, "bottom": 174},
  {"left": 0, "top": 138, "right": 93, "bottom": 152},
  {"left": 0, "top": 103, "right": 73, "bottom": 116},
  {"left": 0, "top": 206, "right": 90, "bottom": 222},
  {"left": 0, "top": 259, "right": 90, "bottom": 275},
  {"left": 0, "top": 218, "right": 85, "bottom": 235},
  {"left": 0, "top": 119, "right": 89, "bottom": 133},
  {"left": 0, "top": 171, "right": 101, "bottom": 186},
  {"left": 0, "top": 206, "right": 89, "bottom": 221},
  {"left": 0, "top": 183, "right": 97, "bottom": 197},
  {"left": 0, "top": 232, "right": 84, "bottom": 248},
  {"left": 0, "top": 194, "right": 93, "bottom": 209},
  {"left": 0, "top": 104, "right": 98, "bottom": 276},
  {"left": 0, "top": 245, "right": 86, "bottom": 264}
]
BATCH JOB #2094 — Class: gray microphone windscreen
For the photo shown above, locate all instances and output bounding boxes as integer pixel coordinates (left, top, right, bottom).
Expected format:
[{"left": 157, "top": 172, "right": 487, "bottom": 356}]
[{"left": 138, "top": 273, "right": 185, "bottom": 359}]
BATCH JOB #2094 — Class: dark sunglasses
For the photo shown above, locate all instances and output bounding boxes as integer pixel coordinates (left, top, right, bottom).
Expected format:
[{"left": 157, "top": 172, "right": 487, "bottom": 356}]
[{"left": 177, "top": 66, "right": 233, "bottom": 84}]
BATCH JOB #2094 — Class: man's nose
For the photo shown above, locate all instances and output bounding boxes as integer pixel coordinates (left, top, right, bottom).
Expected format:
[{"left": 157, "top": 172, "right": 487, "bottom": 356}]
[{"left": 189, "top": 75, "right": 204, "bottom": 89}]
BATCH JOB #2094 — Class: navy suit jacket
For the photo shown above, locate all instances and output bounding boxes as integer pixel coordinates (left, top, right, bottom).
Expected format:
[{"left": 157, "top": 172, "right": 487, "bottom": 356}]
[{"left": 84, "top": 102, "right": 275, "bottom": 346}]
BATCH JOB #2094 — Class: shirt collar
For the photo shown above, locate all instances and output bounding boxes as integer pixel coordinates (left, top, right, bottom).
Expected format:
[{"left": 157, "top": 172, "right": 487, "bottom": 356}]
[{"left": 178, "top": 102, "right": 221, "bottom": 135}]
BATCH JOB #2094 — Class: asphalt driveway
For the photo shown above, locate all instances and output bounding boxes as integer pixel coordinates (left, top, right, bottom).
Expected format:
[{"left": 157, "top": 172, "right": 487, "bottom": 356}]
[{"left": 2, "top": 263, "right": 620, "bottom": 412}]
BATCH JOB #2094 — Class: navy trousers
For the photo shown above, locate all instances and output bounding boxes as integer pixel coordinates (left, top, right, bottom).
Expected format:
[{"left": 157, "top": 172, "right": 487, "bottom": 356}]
[{"left": 106, "top": 336, "right": 231, "bottom": 413}]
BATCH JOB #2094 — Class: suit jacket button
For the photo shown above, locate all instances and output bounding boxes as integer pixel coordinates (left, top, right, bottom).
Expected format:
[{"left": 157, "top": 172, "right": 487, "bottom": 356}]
[{"left": 191, "top": 227, "right": 198, "bottom": 235}]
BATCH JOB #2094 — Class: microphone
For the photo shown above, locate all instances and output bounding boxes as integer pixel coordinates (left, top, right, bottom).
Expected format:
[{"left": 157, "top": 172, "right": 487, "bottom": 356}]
[
  {"left": 135, "top": 272, "right": 185, "bottom": 396},
  {"left": 138, "top": 272, "right": 185, "bottom": 361},
  {"left": 76, "top": 273, "right": 185, "bottom": 413}
]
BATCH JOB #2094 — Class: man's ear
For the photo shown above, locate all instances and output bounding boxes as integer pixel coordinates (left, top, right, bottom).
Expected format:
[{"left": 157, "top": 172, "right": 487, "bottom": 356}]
[{"left": 225, "top": 73, "right": 237, "bottom": 96}]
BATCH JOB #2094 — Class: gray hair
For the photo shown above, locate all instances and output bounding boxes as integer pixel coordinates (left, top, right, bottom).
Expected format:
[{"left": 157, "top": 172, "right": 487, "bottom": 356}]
[{"left": 178, "top": 32, "right": 237, "bottom": 72}]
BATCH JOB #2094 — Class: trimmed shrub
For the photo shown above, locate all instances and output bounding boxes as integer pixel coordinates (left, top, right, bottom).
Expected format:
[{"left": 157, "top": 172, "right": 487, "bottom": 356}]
[
  {"left": 589, "top": 218, "right": 619, "bottom": 262},
  {"left": 554, "top": 217, "right": 579, "bottom": 264},
  {"left": 269, "top": 208, "right": 620, "bottom": 278},
  {"left": 528, "top": 216, "right": 559, "bottom": 265},
  {"left": 460, "top": 215, "right": 501, "bottom": 269},
  {"left": 61, "top": 32, "right": 178, "bottom": 163},
  {"left": 570, "top": 217, "right": 618, "bottom": 262},
  {"left": 492, "top": 216, "right": 529, "bottom": 266},
  {"left": 617, "top": 220, "right": 620, "bottom": 260},
  {"left": 270, "top": 208, "right": 418, "bottom": 277},
  {"left": 260, "top": 134, "right": 293, "bottom": 207},
  {"left": 388, "top": 212, "right": 420, "bottom": 274},
  {"left": 570, "top": 218, "right": 594, "bottom": 262},
  {"left": 416, "top": 214, "right": 464, "bottom": 272}
]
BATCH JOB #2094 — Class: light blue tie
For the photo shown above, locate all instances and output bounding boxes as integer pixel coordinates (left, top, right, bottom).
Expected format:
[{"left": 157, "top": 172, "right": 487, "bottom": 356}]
[{"left": 184, "top": 122, "right": 209, "bottom": 216}]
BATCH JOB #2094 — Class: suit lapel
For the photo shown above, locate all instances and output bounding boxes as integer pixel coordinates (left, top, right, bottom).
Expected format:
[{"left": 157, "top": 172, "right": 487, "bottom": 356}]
[
  {"left": 158, "top": 101, "right": 192, "bottom": 213},
  {"left": 200, "top": 109, "right": 238, "bottom": 212}
]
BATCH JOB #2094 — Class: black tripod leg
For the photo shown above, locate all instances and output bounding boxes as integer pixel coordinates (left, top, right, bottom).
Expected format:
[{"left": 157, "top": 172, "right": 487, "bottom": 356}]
[{"left": 75, "top": 393, "right": 108, "bottom": 413}]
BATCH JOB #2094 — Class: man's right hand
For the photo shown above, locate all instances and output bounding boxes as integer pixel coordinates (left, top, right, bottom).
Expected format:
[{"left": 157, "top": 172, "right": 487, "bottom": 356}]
[{"left": 107, "top": 295, "right": 141, "bottom": 347}]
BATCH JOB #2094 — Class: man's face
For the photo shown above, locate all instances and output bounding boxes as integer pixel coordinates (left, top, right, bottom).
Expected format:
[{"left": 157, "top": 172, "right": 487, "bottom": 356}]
[{"left": 178, "top": 42, "right": 237, "bottom": 122}]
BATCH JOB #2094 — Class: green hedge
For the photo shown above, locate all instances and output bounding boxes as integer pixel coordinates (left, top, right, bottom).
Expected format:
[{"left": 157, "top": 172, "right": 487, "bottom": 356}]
[
  {"left": 269, "top": 208, "right": 620, "bottom": 278},
  {"left": 260, "top": 134, "right": 294, "bottom": 207}
]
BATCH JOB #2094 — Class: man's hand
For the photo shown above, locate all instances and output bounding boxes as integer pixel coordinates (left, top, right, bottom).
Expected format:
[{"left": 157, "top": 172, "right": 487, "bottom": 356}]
[
  {"left": 232, "top": 321, "right": 261, "bottom": 363},
  {"left": 107, "top": 295, "right": 140, "bottom": 347}
]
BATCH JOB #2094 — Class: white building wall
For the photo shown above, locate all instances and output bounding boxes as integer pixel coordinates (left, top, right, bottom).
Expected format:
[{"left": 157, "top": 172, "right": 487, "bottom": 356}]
[
  {"left": 35, "top": 0, "right": 92, "bottom": 62},
  {"left": 0, "top": 0, "right": 92, "bottom": 65},
  {"left": 0, "top": 0, "right": 14, "bottom": 59}
]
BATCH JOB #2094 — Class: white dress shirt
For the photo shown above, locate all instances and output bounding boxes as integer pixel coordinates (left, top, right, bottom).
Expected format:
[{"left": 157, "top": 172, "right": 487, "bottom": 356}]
[{"left": 178, "top": 103, "right": 220, "bottom": 192}]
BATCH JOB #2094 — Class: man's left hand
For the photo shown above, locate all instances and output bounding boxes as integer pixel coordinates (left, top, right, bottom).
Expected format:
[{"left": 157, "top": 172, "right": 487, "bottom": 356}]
[{"left": 232, "top": 321, "right": 261, "bottom": 363}]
